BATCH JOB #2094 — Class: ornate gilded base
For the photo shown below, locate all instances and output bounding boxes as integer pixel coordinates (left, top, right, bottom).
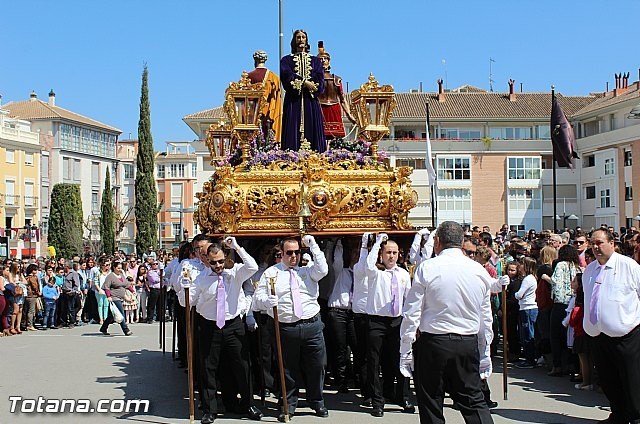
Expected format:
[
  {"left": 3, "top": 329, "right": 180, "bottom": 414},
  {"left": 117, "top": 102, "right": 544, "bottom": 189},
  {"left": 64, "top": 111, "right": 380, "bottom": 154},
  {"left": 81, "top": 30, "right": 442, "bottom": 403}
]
[{"left": 195, "top": 153, "right": 417, "bottom": 235}]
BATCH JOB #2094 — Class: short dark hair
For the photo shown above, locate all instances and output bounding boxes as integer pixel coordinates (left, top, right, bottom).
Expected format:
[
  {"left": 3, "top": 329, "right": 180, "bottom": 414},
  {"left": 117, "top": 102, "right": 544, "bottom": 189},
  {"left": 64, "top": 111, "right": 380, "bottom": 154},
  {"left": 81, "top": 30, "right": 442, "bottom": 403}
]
[
  {"left": 479, "top": 232, "right": 493, "bottom": 247},
  {"left": 592, "top": 228, "right": 614, "bottom": 242},
  {"left": 192, "top": 233, "right": 217, "bottom": 245},
  {"left": 178, "top": 242, "right": 194, "bottom": 262},
  {"left": 437, "top": 221, "right": 464, "bottom": 249},
  {"left": 207, "top": 243, "right": 224, "bottom": 256},
  {"left": 280, "top": 238, "right": 300, "bottom": 250}
]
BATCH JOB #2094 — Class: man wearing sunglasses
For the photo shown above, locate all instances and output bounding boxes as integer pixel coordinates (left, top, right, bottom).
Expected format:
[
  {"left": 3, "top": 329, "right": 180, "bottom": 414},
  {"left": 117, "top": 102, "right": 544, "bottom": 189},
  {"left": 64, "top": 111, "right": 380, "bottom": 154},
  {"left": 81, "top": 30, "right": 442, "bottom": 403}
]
[
  {"left": 183, "top": 236, "right": 262, "bottom": 424},
  {"left": 254, "top": 235, "right": 329, "bottom": 421},
  {"left": 363, "top": 232, "right": 414, "bottom": 417},
  {"left": 574, "top": 234, "right": 589, "bottom": 269}
]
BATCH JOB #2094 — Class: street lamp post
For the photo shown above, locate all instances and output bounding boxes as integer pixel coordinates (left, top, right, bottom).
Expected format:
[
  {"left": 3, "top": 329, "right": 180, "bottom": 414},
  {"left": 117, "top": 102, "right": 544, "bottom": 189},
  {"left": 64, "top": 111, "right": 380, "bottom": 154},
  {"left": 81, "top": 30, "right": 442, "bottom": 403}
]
[{"left": 166, "top": 205, "right": 195, "bottom": 247}]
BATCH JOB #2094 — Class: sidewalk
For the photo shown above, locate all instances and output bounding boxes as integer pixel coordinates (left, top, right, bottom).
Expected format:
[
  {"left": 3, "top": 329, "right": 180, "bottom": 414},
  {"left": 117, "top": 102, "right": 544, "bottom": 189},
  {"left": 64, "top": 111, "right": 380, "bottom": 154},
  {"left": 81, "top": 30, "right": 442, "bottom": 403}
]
[{"left": 0, "top": 322, "right": 610, "bottom": 423}]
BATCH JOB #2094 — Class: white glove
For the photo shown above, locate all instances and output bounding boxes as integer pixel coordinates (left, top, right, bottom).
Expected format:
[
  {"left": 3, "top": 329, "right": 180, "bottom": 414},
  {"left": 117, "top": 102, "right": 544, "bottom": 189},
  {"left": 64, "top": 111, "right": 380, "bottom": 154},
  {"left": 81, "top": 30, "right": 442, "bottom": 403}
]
[
  {"left": 418, "top": 228, "right": 431, "bottom": 237},
  {"left": 265, "top": 294, "right": 278, "bottom": 308},
  {"left": 499, "top": 275, "right": 510, "bottom": 287},
  {"left": 361, "top": 232, "right": 373, "bottom": 248},
  {"left": 376, "top": 233, "right": 389, "bottom": 244},
  {"left": 302, "top": 235, "right": 316, "bottom": 247},
  {"left": 246, "top": 314, "right": 258, "bottom": 331},
  {"left": 224, "top": 236, "right": 241, "bottom": 251},
  {"left": 399, "top": 352, "right": 414, "bottom": 378},
  {"left": 180, "top": 277, "right": 193, "bottom": 289},
  {"left": 479, "top": 355, "right": 493, "bottom": 379},
  {"left": 302, "top": 253, "right": 312, "bottom": 262}
]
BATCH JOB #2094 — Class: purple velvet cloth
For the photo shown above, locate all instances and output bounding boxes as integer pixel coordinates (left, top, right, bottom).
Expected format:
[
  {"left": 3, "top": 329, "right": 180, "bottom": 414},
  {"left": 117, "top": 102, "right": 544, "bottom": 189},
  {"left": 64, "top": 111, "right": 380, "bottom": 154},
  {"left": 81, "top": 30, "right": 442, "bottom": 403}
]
[{"left": 280, "top": 53, "right": 327, "bottom": 153}]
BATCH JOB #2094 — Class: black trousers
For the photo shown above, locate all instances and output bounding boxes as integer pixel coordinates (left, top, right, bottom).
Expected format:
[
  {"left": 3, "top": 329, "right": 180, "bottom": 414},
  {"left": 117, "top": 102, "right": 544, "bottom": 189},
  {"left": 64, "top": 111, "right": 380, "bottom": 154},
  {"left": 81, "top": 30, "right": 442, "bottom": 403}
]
[
  {"left": 367, "top": 315, "right": 408, "bottom": 409},
  {"left": 550, "top": 303, "right": 569, "bottom": 368},
  {"left": 592, "top": 325, "right": 640, "bottom": 424},
  {"left": 64, "top": 293, "right": 76, "bottom": 325},
  {"left": 327, "top": 308, "right": 357, "bottom": 385},
  {"left": 197, "top": 314, "right": 253, "bottom": 415},
  {"left": 354, "top": 313, "right": 370, "bottom": 398},
  {"left": 414, "top": 333, "right": 493, "bottom": 424},
  {"left": 279, "top": 316, "right": 326, "bottom": 413},
  {"left": 147, "top": 288, "right": 160, "bottom": 322},
  {"left": 175, "top": 303, "right": 186, "bottom": 364}
]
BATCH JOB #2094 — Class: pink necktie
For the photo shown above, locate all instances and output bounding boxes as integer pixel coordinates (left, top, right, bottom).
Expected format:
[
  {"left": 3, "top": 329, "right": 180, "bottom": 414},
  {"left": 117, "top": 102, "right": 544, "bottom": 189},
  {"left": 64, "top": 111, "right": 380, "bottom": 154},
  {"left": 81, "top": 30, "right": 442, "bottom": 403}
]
[
  {"left": 589, "top": 265, "right": 605, "bottom": 325},
  {"left": 289, "top": 269, "right": 303, "bottom": 318},
  {"left": 216, "top": 274, "right": 226, "bottom": 329},
  {"left": 390, "top": 269, "right": 400, "bottom": 316}
]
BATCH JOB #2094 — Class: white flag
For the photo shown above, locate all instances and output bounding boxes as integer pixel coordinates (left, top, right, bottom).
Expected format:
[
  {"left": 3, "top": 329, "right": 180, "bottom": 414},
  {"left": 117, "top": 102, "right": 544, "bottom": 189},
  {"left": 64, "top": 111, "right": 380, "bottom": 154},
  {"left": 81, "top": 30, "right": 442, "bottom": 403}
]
[{"left": 425, "top": 120, "right": 436, "bottom": 186}]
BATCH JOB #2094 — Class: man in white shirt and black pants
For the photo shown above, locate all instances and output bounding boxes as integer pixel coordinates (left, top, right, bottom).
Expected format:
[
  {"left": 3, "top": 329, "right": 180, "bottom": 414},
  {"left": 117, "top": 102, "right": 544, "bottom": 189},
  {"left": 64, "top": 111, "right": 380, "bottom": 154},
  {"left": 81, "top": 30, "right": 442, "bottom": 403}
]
[
  {"left": 400, "top": 221, "right": 495, "bottom": 424},
  {"left": 253, "top": 235, "right": 329, "bottom": 422},
  {"left": 365, "top": 233, "right": 413, "bottom": 417},
  {"left": 182, "top": 237, "right": 263, "bottom": 424},
  {"left": 583, "top": 228, "right": 640, "bottom": 424}
]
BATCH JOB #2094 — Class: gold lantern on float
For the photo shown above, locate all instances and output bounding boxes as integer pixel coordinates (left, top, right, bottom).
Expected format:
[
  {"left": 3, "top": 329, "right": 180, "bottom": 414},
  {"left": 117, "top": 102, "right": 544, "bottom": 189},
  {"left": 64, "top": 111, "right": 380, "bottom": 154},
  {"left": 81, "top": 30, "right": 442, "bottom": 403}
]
[
  {"left": 205, "top": 120, "right": 234, "bottom": 162},
  {"left": 223, "top": 71, "right": 267, "bottom": 166},
  {"left": 349, "top": 73, "right": 397, "bottom": 160}
]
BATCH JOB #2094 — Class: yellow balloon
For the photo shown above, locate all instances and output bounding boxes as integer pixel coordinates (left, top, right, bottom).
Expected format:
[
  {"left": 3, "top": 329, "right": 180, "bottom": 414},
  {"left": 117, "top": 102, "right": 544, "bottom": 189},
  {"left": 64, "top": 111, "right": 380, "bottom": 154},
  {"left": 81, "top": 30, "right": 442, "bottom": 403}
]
[{"left": 48, "top": 246, "right": 56, "bottom": 257}]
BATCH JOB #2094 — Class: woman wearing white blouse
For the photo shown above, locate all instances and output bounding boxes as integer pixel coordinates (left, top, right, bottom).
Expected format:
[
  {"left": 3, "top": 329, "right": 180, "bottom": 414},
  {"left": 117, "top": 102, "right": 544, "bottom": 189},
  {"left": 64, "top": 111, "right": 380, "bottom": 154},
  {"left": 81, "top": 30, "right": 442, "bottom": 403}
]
[{"left": 514, "top": 257, "right": 538, "bottom": 368}]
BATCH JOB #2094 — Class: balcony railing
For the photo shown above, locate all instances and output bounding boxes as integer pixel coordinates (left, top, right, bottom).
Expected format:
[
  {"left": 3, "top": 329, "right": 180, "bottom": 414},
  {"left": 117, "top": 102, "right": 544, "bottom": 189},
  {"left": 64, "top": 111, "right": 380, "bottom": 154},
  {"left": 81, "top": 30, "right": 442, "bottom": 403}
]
[
  {"left": 24, "top": 196, "right": 39, "bottom": 208},
  {"left": 0, "top": 194, "right": 4, "bottom": 207},
  {"left": 4, "top": 195, "right": 20, "bottom": 206}
]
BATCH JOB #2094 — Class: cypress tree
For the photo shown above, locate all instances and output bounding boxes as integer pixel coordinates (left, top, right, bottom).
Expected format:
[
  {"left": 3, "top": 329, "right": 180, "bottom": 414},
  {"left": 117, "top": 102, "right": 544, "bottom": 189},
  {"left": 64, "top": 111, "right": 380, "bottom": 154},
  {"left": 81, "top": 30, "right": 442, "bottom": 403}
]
[
  {"left": 135, "top": 63, "right": 158, "bottom": 255},
  {"left": 100, "top": 167, "right": 115, "bottom": 255},
  {"left": 49, "top": 184, "right": 83, "bottom": 258}
]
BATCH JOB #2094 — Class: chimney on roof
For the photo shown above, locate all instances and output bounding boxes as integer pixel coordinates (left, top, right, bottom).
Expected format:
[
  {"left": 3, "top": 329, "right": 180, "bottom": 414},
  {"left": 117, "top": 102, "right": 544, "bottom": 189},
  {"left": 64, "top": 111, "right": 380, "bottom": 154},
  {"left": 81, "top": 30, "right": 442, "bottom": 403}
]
[
  {"left": 48, "top": 89, "right": 56, "bottom": 107},
  {"left": 614, "top": 71, "right": 630, "bottom": 97},
  {"left": 29, "top": 91, "right": 37, "bottom": 101},
  {"left": 508, "top": 79, "right": 516, "bottom": 101},
  {"left": 437, "top": 79, "right": 445, "bottom": 102}
]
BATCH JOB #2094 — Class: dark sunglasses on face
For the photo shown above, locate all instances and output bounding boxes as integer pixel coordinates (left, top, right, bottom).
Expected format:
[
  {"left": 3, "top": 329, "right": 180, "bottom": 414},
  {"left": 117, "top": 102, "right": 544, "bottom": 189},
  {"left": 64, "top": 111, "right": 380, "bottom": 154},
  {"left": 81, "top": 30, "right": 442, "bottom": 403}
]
[
  {"left": 464, "top": 249, "right": 476, "bottom": 256},
  {"left": 574, "top": 240, "right": 585, "bottom": 245},
  {"left": 210, "top": 259, "right": 225, "bottom": 265},
  {"left": 285, "top": 250, "right": 301, "bottom": 256}
]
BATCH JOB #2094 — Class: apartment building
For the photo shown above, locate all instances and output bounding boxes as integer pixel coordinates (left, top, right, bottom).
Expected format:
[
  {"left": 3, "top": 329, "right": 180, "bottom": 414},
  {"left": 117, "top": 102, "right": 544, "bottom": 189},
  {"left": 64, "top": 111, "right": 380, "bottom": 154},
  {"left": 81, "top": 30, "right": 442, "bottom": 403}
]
[{"left": 0, "top": 109, "right": 42, "bottom": 258}]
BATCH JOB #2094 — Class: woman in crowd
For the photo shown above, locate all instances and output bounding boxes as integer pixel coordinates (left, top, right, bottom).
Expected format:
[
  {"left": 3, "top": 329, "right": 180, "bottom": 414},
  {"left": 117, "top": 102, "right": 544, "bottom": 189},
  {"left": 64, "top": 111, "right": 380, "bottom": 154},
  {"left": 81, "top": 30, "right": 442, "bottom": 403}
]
[
  {"left": 100, "top": 261, "right": 133, "bottom": 336},
  {"left": 515, "top": 257, "right": 539, "bottom": 368},
  {"left": 505, "top": 261, "right": 522, "bottom": 361},
  {"left": 536, "top": 245, "right": 557, "bottom": 367},
  {"left": 0, "top": 265, "right": 11, "bottom": 337},
  {"left": 569, "top": 273, "right": 592, "bottom": 390},
  {"left": 7, "top": 261, "right": 27, "bottom": 334},
  {"left": 24, "top": 263, "right": 41, "bottom": 331},
  {"left": 543, "top": 244, "right": 580, "bottom": 376},
  {"left": 135, "top": 265, "right": 148, "bottom": 323},
  {"left": 93, "top": 257, "right": 112, "bottom": 325}
]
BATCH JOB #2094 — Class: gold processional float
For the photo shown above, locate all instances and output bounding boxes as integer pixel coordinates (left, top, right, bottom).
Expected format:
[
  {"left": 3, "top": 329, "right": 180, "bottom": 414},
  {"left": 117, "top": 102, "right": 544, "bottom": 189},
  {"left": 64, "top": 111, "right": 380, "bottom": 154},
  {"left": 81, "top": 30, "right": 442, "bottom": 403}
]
[{"left": 194, "top": 72, "right": 418, "bottom": 237}]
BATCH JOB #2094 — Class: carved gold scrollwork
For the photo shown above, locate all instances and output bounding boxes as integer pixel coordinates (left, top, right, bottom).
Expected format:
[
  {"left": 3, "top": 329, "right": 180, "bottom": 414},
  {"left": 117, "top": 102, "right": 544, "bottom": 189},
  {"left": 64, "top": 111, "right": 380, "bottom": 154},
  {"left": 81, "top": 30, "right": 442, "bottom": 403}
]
[{"left": 246, "top": 186, "right": 300, "bottom": 216}]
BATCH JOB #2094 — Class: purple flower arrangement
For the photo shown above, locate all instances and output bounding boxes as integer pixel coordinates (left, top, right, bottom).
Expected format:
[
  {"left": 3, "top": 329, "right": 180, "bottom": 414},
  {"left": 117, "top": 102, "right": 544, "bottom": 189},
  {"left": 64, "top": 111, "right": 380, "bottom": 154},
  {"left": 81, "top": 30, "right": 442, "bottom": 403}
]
[{"left": 213, "top": 132, "right": 388, "bottom": 170}]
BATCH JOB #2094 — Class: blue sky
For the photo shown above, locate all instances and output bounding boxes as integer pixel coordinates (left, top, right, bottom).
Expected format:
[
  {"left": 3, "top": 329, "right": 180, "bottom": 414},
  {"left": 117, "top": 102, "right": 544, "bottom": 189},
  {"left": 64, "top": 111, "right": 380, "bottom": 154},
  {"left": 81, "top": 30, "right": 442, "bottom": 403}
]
[{"left": 2, "top": 0, "right": 638, "bottom": 149}]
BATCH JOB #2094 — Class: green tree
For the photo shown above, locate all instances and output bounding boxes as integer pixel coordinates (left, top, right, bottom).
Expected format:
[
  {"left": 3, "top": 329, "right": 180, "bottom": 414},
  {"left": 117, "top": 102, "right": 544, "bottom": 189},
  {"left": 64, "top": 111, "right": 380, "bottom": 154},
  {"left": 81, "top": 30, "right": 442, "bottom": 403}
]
[
  {"left": 100, "top": 167, "right": 115, "bottom": 255},
  {"left": 135, "top": 63, "right": 158, "bottom": 255},
  {"left": 49, "top": 184, "right": 83, "bottom": 258}
]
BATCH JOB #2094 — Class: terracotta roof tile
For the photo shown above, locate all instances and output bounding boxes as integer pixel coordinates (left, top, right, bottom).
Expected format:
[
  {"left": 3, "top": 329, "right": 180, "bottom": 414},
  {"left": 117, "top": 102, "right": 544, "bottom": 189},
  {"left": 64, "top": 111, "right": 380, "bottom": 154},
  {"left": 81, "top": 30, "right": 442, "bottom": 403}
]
[
  {"left": 3, "top": 99, "right": 121, "bottom": 133},
  {"left": 183, "top": 106, "right": 225, "bottom": 120},
  {"left": 572, "top": 83, "right": 640, "bottom": 116}
]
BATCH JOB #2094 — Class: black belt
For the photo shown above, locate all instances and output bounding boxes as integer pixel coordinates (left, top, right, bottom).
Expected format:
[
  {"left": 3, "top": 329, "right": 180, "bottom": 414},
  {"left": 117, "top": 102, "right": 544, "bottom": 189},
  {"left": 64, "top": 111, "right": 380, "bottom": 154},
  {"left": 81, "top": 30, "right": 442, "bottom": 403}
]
[{"left": 280, "top": 313, "right": 320, "bottom": 327}]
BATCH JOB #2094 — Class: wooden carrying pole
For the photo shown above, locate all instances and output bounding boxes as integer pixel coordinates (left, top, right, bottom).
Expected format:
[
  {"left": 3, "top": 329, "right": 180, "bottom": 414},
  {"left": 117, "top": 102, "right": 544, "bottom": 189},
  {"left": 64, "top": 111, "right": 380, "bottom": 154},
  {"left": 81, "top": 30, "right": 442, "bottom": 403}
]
[
  {"left": 184, "top": 286, "right": 195, "bottom": 423},
  {"left": 501, "top": 278, "right": 509, "bottom": 401},
  {"left": 269, "top": 276, "right": 289, "bottom": 422}
]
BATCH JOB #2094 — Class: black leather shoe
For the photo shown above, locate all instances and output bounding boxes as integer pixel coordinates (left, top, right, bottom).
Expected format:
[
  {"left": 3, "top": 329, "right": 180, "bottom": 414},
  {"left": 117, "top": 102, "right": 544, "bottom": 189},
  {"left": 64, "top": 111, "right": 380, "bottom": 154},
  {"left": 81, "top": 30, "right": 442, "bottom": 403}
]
[
  {"left": 201, "top": 412, "right": 216, "bottom": 424},
  {"left": 314, "top": 406, "right": 329, "bottom": 417},
  {"left": 277, "top": 412, "right": 293, "bottom": 422},
  {"left": 401, "top": 400, "right": 415, "bottom": 414},
  {"left": 247, "top": 406, "right": 263, "bottom": 421},
  {"left": 360, "top": 398, "right": 372, "bottom": 407},
  {"left": 487, "top": 400, "right": 498, "bottom": 409},
  {"left": 371, "top": 408, "right": 384, "bottom": 417}
]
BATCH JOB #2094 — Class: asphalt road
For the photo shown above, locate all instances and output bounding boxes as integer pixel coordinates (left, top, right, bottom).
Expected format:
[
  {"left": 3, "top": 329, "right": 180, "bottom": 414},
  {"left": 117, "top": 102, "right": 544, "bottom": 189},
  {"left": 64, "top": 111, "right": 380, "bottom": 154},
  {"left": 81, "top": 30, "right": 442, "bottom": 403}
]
[{"left": 0, "top": 322, "right": 610, "bottom": 423}]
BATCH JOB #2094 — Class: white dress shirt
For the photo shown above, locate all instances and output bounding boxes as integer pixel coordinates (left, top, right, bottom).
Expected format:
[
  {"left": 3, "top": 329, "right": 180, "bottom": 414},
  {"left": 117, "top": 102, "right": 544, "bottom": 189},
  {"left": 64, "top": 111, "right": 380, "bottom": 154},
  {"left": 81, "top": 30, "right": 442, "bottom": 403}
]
[
  {"left": 328, "top": 240, "right": 353, "bottom": 309},
  {"left": 172, "top": 258, "right": 206, "bottom": 307},
  {"left": 365, "top": 241, "right": 411, "bottom": 317},
  {"left": 164, "top": 257, "right": 180, "bottom": 288},
  {"left": 583, "top": 252, "right": 640, "bottom": 338},
  {"left": 400, "top": 248, "right": 494, "bottom": 354},
  {"left": 351, "top": 247, "right": 369, "bottom": 314},
  {"left": 188, "top": 248, "right": 258, "bottom": 321},
  {"left": 253, "top": 242, "right": 328, "bottom": 323}
]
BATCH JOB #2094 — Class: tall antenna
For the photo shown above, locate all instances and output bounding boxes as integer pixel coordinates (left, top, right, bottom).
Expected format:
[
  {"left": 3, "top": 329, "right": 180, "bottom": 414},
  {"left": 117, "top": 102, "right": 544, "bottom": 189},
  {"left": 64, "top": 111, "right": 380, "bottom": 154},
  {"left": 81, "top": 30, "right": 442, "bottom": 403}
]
[
  {"left": 489, "top": 57, "right": 496, "bottom": 92},
  {"left": 441, "top": 58, "right": 447, "bottom": 90}
]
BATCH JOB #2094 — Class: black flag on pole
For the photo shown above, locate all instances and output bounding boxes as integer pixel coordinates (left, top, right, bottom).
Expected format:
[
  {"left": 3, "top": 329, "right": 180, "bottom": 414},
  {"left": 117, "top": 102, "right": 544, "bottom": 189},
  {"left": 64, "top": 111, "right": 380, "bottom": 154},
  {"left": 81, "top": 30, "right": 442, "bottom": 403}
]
[{"left": 551, "top": 94, "right": 579, "bottom": 169}]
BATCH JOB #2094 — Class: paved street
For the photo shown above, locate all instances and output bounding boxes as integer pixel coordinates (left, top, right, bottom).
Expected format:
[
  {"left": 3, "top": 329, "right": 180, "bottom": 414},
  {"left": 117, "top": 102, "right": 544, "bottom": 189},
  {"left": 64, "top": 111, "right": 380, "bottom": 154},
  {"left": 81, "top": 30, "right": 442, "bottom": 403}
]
[{"left": 1, "top": 322, "right": 610, "bottom": 423}]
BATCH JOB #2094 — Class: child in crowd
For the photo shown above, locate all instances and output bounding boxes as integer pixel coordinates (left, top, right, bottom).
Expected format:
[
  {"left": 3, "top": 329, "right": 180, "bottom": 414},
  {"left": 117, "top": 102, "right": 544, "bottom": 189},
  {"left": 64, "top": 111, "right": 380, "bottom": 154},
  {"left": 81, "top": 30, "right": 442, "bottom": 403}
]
[{"left": 42, "top": 274, "right": 59, "bottom": 329}]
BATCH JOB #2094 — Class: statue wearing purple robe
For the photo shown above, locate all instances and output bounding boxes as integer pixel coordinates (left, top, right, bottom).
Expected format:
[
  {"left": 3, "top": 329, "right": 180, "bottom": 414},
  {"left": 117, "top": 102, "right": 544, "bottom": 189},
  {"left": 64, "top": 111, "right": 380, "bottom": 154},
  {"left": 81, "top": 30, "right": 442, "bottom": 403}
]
[{"left": 280, "top": 30, "right": 326, "bottom": 153}]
